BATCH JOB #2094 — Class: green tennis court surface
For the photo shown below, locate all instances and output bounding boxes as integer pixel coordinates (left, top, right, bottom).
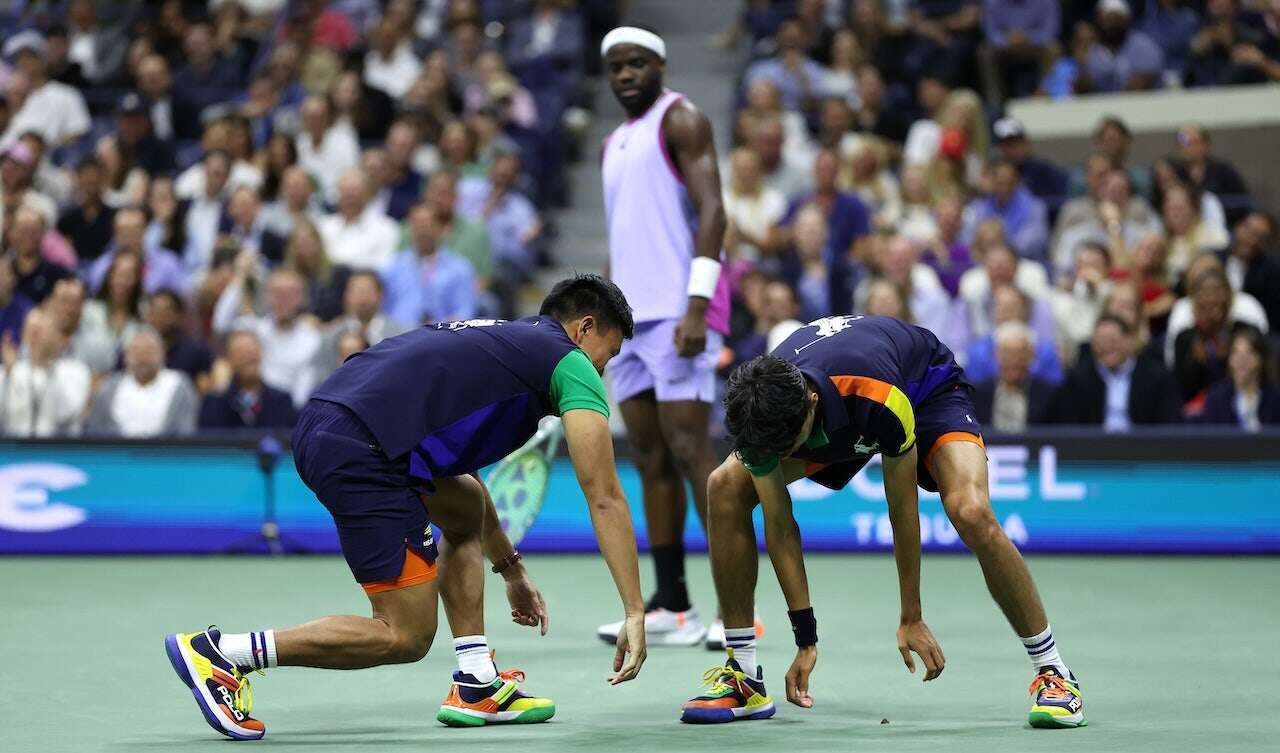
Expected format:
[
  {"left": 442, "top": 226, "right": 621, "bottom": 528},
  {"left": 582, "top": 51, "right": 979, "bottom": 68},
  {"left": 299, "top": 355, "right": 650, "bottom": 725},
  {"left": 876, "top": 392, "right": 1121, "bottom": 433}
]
[{"left": 4, "top": 554, "right": 1276, "bottom": 752}]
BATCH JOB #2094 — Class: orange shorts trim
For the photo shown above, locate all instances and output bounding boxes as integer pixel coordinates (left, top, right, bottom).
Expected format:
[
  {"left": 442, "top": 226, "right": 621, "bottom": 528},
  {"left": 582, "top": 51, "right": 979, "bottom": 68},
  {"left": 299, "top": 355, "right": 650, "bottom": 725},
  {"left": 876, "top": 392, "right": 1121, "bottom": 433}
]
[
  {"left": 361, "top": 548, "right": 439, "bottom": 595},
  {"left": 924, "top": 432, "right": 985, "bottom": 475}
]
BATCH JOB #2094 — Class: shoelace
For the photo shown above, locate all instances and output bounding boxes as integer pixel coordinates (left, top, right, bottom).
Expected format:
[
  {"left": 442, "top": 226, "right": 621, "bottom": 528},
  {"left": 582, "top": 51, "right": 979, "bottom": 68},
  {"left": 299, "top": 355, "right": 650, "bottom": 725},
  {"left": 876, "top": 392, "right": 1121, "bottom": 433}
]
[
  {"left": 1029, "top": 673, "right": 1077, "bottom": 702},
  {"left": 700, "top": 664, "right": 747, "bottom": 696},
  {"left": 230, "top": 674, "right": 256, "bottom": 716},
  {"left": 498, "top": 668, "right": 526, "bottom": 683}
]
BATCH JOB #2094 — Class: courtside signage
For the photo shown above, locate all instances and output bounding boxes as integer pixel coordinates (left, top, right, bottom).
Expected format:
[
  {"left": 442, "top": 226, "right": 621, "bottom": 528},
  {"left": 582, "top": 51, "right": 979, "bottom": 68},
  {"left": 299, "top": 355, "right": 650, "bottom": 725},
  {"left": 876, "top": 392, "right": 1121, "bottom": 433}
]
[{"left": 1, "top": 440, "right": 1277, "bottom": 554}]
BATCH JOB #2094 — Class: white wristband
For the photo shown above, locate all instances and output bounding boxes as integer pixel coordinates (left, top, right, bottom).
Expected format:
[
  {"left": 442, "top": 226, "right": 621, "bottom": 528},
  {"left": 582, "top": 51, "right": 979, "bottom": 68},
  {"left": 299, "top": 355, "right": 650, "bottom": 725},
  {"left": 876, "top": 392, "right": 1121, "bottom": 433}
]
[{"left": 687, "top": 257, "right": 721, "bottom": 300}]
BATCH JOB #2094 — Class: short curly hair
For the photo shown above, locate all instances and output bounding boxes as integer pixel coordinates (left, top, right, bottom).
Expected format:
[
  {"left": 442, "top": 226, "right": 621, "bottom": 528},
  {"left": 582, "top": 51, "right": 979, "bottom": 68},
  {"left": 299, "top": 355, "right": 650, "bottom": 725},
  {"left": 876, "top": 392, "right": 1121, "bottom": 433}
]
[{"left": 724, "top": 355, "right": 810, "bottom": 467}]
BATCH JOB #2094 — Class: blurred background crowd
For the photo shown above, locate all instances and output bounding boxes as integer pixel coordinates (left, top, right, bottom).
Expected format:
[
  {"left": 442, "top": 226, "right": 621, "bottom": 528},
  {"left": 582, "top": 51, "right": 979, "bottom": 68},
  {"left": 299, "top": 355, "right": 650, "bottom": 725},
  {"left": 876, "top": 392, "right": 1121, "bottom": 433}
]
[{"left": 0, "top": 0, "right": 1278, "bottom": 440}]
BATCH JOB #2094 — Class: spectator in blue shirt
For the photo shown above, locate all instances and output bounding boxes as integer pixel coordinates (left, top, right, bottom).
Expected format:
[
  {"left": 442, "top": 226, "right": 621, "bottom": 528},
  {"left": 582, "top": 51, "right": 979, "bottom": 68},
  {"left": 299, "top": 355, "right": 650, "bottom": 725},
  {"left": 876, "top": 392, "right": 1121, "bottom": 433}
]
[
  {"left": 743, "top": 17, "right": 828, "bottom": 114},
  {"left": 0, "top": 254, "right": 34, "bottom": 345},
  {"left": 172, "top": 22, "right": 244, "bottom": 120},
  {"left": 381, "top": 204, "right": 478, "bottom": 325},
  {"left": 963, "top": 161, "right": 1050, "bottom": 263},
  {"left": 978, "top": 0, "right": 1061, "bottom": 105},
  {"left": 87, "top": 208, "right": 189, "bottom": 297},
  {"left": 1140, "top": 0, "right": 1202, "bottom": 80},
  {"left": 1080, "top": 0, "right": 1166, "bottom": 92},
  {"left": 775, "top": 149, "right": 873, "bottom": 260},
  {"left": 458, "top": 150, "right": 542, "bottom": 277},
  {"left": 992, "top": 117, "right": 1071, "bottom": 216}
]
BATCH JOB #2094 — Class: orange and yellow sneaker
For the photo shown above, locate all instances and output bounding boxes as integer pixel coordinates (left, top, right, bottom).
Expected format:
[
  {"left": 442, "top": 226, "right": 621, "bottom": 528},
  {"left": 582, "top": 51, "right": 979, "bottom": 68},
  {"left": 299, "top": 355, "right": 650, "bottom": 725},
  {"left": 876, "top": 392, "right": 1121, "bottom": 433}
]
[
  {"left": 164, "top": 627, "right": 267, "bottom": 740},
  {"left": 1028, "top": 667, "right": 1086, "bottom": 729},
  {"left": 680, "top": 655, "right": 776, "bottom": 724},
  {"left": 437, "top": 666, "right": 556, "bottom": 727}
]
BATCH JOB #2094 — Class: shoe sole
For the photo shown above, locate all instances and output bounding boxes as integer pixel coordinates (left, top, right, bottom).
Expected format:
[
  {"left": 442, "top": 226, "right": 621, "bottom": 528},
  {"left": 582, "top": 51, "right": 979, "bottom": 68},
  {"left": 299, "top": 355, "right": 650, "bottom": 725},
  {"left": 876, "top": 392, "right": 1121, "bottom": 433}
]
[
  {"left": 437, "top": 705, "right": 556, "bottom": 727},
  {"left": 681, "top": 703, "right": 776, "bottom": 724},
  {"left": 164, "top": 633, "right": 265, "bottom": 741},
  {"left": 597, "top": 627, "right": 709, "bottom": 647},
  {"left": 1028, "top": 710, "right": 1087, "bottom": 729}
]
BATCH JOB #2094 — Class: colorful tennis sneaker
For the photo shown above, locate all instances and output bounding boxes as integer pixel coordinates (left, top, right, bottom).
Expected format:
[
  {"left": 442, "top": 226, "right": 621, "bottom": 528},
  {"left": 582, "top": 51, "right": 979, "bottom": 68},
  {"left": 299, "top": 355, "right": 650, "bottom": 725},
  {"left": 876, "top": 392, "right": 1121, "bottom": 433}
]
[
  {"left": 164, "top": 627, "right": 266, "bottom": 740},
  {"left": 1028, "top": 667, "right": 1086, "bottom": 728},
  {"left": 437, "top": 667, "right": 556, "bottom": 727},
  {"left": 680, "top": 655, "right": 776, "bottom": 724}
]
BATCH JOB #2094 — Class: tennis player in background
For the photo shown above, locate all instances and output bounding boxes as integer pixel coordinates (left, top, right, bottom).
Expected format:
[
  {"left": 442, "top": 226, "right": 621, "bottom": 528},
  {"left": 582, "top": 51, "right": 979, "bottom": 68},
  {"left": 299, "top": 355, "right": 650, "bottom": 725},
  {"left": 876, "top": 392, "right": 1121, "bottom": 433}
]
[{"left": 598, "top": 24, "right": 746, "bottom": 650}]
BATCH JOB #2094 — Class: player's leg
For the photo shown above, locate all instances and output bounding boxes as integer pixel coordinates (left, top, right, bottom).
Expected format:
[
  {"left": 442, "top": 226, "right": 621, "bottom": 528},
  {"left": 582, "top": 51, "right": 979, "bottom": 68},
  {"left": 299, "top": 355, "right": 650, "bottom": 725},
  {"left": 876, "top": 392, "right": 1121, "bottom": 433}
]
[
  {"left": 681, "top": 456, "right": 812, "bottom": 723},
  {"left": 622, "top": 392, "right": 691, "bottom": 611},
  {"left": 930, "top": 438, "right": 1085, "bottom": 728},
  {"left": 430, "top": 474, "right": 555, "bottom": 727}
]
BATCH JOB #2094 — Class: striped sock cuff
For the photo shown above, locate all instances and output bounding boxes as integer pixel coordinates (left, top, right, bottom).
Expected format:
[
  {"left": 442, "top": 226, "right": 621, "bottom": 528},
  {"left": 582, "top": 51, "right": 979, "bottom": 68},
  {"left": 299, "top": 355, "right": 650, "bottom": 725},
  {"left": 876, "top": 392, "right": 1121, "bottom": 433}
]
[{"left": 725, "top": 627, "right": 756, "bottom": 648}]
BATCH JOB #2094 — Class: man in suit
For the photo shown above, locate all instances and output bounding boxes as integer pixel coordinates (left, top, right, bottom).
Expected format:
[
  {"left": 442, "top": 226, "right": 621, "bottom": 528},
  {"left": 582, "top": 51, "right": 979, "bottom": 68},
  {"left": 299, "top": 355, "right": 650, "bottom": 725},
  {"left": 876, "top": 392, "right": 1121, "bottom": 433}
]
[
  {"left": 1047, "top": 315, "right": 1181, "bottom": 429},
  {"left": 971, "top": 321, "right": 1055, "bottom": 432},
  {"left": 1218, "top": 211, "right": 1280, "bottom": 331},
  {"left": 198, "top": 330, "right": 297, "bottom": 430}
]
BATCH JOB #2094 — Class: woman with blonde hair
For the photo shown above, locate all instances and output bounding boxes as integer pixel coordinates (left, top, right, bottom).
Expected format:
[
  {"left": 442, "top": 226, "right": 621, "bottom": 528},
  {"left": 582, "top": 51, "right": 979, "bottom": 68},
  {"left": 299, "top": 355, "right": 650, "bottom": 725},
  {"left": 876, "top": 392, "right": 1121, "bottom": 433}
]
[
  {"left": 841, "top": 138, "right": 901, "bottom": 231},
  {"left": 1162, "top": 183, "right": 1229, "bottom": 282},
  {"left": 284, "top": 219, "right": 349, "bottom": 322}
]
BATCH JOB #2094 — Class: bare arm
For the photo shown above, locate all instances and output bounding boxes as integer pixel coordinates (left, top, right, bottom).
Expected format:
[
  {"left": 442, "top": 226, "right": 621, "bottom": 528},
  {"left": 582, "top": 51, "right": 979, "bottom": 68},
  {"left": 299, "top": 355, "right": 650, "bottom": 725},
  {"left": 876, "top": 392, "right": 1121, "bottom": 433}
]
[
  {"left": 883, "top": 447, "right": 922, "bottom": 622},
  {"left": 562, "top": 409, "right": 647, "bottom": 682},
  {"left": 755, "top": 462, "right": 818, "bottom": 707},
  {"left": 754, "top": 467, "right": 810, "bottom": 610},
  {"left": 664, "top": 100, "right": 726, "bottom": 356},
  {"left": 883, "top": 447, "right": 946, "bottom": 681}
]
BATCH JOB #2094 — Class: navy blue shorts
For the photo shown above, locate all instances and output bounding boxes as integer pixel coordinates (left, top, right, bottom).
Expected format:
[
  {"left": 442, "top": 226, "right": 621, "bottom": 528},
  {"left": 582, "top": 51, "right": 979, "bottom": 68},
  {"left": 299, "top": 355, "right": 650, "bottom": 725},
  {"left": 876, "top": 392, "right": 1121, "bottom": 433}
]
[
  {"left": 293, "top": 399, "right": 439, "bottom": 585},
  {"left": 805, "top": 383, "right": 984, "bottom": 493}
]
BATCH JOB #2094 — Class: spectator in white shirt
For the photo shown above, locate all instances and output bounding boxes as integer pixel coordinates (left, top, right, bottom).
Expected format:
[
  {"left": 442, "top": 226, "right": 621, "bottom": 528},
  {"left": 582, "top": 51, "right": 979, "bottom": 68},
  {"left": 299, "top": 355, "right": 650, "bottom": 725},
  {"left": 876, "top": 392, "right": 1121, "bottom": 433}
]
[
  {"left": 1, "top": 31, "right": 91, "bottom": 148},
  {"left": 364, "top": 16, "right": 421, "bottom": 99},
  {"left": 174, "top": 118, "right": 264, "bottom": 200},
  {"left": 296, "top": 95, "right": 360, "bottom": 204},
  {"left": 723, "top": 147, "right": 787, "bottom": 263},
  {"left": 317, "top": 169, "right": 401, "bottom": 272},
  {"left": 183, "top": 149, "right": 232, "bottom": 275},
  {"left": 747, "top": 116, "right": 813, "bottom": 200},
  {"left": 260, "top": 165, "right": 320, "bottom": 240},
  {"left": 213, "top": 265, "right": 321, "bottom": 408},
  {"left": 85, "top": 328, "right": 198, "bottom": 437},
  {"left": 0, "top": 307, "right": 91, "bottom": 437}
]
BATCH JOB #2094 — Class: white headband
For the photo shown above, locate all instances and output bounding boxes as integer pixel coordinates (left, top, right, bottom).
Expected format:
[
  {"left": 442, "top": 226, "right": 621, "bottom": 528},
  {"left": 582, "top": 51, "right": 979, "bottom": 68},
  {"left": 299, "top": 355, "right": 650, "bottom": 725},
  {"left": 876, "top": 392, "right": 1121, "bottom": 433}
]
[{"left": 601, "top": 26, "right": 666, "bottom": 60}]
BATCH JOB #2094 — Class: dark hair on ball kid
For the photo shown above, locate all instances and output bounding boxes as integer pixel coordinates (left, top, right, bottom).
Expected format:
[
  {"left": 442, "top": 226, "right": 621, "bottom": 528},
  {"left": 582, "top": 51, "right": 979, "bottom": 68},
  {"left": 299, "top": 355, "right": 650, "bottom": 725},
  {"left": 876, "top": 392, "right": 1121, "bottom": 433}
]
[
  {"left": 724, "top": 355, "right": 810, "bottom": 467},
  {"left": 540, "top": 273, "right": 635, "bottom": 339}
]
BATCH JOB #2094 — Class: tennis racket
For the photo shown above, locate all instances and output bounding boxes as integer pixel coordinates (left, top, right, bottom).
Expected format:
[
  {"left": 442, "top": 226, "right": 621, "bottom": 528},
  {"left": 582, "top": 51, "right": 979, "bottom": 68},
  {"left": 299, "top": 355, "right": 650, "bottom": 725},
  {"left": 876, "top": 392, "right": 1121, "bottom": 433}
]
[{"left": 485, "top": 416, "right": 563, "bottom": 546}]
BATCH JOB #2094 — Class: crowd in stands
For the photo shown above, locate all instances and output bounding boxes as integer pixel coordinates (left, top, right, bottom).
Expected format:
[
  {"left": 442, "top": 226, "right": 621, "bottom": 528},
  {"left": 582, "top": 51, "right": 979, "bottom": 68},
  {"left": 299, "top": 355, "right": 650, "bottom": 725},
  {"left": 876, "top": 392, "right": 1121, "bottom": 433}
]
[
  {"left": 1, "top": 0, "right": 1279, "bottom": 440},
  {"left": 718, "top": 0, "right": 1280, "bottom": 434},
  {"left": 0, "top": 0, "right": 617, "bottom": 438}
]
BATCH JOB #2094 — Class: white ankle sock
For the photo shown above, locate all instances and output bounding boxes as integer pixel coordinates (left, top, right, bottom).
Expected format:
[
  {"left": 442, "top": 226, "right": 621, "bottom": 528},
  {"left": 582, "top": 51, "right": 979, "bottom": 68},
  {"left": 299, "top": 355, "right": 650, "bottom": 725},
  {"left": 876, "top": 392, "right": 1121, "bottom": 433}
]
[
  {"left": 454, "top": 635, "right": 496, "bottom": 683},
  {"left": 218, "top": 630, "right": 277, "bottom": 671},
  {"left": 725, "top": 627, "right": 757, "bottom": 676},
  {"left": 1021, "top": 625, "right": 1068, "bottom": 675}
]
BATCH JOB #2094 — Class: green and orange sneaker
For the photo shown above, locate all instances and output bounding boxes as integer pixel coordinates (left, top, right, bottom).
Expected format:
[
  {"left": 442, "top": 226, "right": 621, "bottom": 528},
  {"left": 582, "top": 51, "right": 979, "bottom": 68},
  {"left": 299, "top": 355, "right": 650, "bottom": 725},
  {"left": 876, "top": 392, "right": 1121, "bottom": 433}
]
[{"left": 1028, "top": 667, "right": 1086, "bottom": 729}]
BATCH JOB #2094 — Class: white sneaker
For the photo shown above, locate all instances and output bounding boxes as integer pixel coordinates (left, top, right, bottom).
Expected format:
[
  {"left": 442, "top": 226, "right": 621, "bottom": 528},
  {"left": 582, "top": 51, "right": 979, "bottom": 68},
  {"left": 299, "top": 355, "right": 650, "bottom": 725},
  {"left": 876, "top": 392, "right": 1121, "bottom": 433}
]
[
  {"left": 596, "top": 607, "right": 708, "bottom": 646},
  {"left": 705, "top": 616, "right": 767, "bottom": 651}
]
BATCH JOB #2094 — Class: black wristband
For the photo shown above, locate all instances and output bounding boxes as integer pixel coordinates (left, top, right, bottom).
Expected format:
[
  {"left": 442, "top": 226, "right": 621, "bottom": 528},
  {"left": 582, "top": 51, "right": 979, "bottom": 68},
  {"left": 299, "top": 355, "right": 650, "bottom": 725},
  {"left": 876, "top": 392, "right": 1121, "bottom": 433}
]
[{"left": 788, "top": 607, "right": 817, "bottom": 647}]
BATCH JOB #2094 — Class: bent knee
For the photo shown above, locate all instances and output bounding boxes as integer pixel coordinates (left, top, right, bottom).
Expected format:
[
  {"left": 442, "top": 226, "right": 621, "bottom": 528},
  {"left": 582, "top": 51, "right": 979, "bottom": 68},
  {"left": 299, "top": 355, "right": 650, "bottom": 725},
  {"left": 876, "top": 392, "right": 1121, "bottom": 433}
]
[
  {"left": 384, "top": 629, "right": 433, "bottom": 664},
  {"left": 708, "top": 461, "right": 754, "bottom": 513},
  {"left": 946, "top": 492, "right": 1002, "bottom": 548}
]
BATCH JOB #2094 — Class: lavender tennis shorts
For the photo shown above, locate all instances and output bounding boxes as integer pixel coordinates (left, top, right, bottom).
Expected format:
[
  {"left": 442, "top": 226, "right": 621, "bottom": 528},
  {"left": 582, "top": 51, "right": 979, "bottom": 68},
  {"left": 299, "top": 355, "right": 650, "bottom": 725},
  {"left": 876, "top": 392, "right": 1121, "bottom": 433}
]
[{"left": 609, "top": 318, "right": 723, "bottom": 404}]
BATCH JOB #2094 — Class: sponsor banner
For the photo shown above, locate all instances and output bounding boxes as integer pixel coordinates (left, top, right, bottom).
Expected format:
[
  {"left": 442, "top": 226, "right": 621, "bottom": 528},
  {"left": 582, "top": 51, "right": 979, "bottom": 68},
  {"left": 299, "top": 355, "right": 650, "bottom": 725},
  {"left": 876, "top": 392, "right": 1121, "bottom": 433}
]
[{"left": 1, "top": 436, "right": 1278, "bottom": 554}]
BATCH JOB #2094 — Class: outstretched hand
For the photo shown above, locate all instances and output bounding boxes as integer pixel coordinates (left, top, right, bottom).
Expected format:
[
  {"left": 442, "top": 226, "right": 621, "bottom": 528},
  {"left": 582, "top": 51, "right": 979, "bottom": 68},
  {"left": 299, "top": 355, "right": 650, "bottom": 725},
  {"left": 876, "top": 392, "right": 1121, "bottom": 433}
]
[
  {"left": 504, "top": 570, "right": 548, "bottom": 636},
  {"left": 897, "top": 620, "right": 946, "bottom": 682}
]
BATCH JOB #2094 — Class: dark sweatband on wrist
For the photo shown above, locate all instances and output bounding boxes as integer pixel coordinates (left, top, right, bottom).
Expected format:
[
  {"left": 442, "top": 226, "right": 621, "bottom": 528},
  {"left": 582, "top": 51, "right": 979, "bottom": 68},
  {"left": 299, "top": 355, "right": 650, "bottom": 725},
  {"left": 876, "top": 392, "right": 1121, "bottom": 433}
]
[{"left": 788, "top": 607, "right": 817, "bottom": 647}]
